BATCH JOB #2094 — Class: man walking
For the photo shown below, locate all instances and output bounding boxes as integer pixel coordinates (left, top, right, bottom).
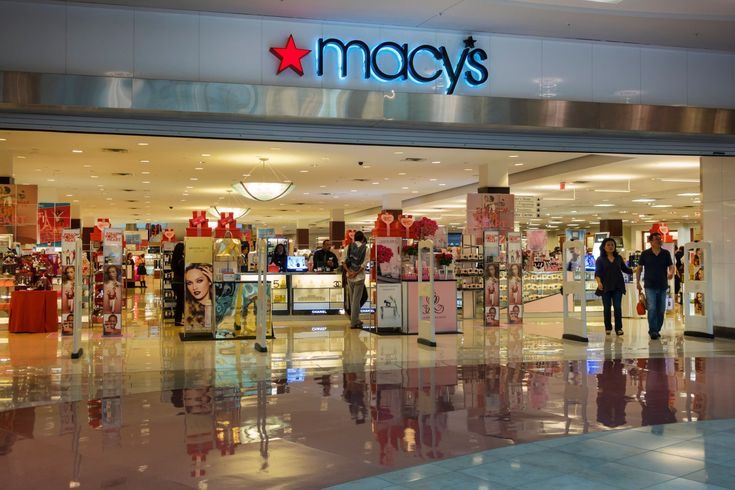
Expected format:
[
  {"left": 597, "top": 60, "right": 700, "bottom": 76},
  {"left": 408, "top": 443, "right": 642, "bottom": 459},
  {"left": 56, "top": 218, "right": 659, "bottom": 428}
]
[
  {"left": 344, "top": 231, "right": 370, "bottom": 329},
  {"left": 636, "top": 231, "right": 674, "bottom": 339}
]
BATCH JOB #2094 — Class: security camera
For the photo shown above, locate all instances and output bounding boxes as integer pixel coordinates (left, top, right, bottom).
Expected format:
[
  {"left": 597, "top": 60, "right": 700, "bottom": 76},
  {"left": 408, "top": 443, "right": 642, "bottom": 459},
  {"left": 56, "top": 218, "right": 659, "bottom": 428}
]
[
  {"left": 358, "top": 161, "right": 364, "bottom": 166},
  {"left": 169, "top": 206, "right": 174, "bottom": 210}
]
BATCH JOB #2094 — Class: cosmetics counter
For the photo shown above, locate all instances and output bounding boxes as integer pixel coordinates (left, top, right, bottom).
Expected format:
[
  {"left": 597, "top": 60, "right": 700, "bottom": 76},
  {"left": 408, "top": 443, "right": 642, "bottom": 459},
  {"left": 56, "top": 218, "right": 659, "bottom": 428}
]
[{"left": 236, "top": 272, "right": 372, "bottom": 315}]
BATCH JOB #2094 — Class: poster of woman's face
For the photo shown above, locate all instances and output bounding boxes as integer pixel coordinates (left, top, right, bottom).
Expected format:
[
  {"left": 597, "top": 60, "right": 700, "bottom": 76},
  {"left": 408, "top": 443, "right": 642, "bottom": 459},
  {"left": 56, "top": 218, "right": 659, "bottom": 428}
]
[
  {"left": 508, "top": 263, "right": 523, "bottom": 306},
  {"left": 484, "top": 263, "right": 500, "bottom": 309},
  {"left": 103, "top": 313, "right": 121, "bottom": 335},
  {"left": 509, "top": 304, "right": 523, "bottom": 324},
  {"left": 103, "top": 265, "right": 122, "bottom": 314},
  {"left": 485, "top": 306, "right": 499, "bottom": 327},
  {"left": 185, "top": 263, "right": 214, "bottom": 331},
  {"left": 62, "top": 313, "right": 74, "bottom": 335}
]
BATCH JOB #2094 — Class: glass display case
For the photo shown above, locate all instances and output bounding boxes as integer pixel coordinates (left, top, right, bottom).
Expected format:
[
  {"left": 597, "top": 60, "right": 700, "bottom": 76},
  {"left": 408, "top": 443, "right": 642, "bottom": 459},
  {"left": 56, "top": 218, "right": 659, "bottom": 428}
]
[
  {"left": 291, "top": 273, "right": 344, "bottom": 314},
  {"left": 239, "top": 273, "right": 288, "bottom": 314}
]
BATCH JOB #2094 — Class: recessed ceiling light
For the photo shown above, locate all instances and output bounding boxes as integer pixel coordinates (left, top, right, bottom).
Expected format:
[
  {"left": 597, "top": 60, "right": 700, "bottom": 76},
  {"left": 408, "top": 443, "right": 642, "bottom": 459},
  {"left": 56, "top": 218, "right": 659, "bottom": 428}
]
[
  {"left": 190, "top": 177, "right": 198, "bottom": 181},
  {"left": 270, "top": 147, "right": 281, "bottom": 151},
  {"left": 142, "top": 181, "right": 150, "bottom": 184},
  {"left": 194, "top": 167, "right": 204, "bottom": 171},
  {"left": 141, "top": 171, "right": 151, "bottom": 175},
  {"left": 47, "top": 178, "right": 55, "bottom": 182},
  {"left": 90, "top": 175, "right": 98, "bottom": 179},
  {"left": 72, "top": 149, "right": 83, "bottom": 153},
  {"left": 514, "top": 163, "right": 525, "bottom": 166},
  {"left": 659, "top": 178, "right": 698, "bottom": 183},
  {"left": 438, "top": 183, "right": 447, "bottom": 186},
  {"left": 0, "top": 138, "right": 5, "bottom": 141},
  {"left": 401, "top": 186, "right": 409, "bottom": 190},
  {"left": 319, "top": 185, "right": 326, "bottom": 188},
  {"left": 677, "top": 193, "right": 700, "bottom": 197},
  {"left": 137, "top": 142, "right": 149, "bottom": 146},
  {"left": 430, "top": 178, "right": 437, "bottom": 182},
  {"left": 372, "top": 182, "right": 379, "bottom": 185},
  {"left": 363, "top": 165, "right": 372, "bottom": 168},
  {"left": 17, "top": 156, "right": 25, "bottom": 159},
  {"left": 299, "top": 170, "right": 309, "bottom": 173},
  {"left": 83, "top": 164, "right": 92, "bottom": 168},
  {"left": 464, "top": 168, "right": 472, "bottom": 171},
  {"left": 65, "top": 194, "right": 73, "bottom": 197},
  {"left": 303, "top": 192, "right": 310, "bottom": 195},
  {"left": 393, "top": 151, "right": 404, "bottom": 155},
  {"left": 651, "top": 204, "right": 673, "bottom": 208},
  {"left": 105, "top": 197, "right": 112, "bottom": 200},
  {"left": 186, "top": 186, "right": 193, "bottom": 189},
  {"left": 139, "top": 160, "right": 149, "bottom": 163},
  {"left": 201, "top": 153, "right": 211, "bottom": 157},
  {"left": 594, "top": 204, "right": 615, "bottom": 207},
  {"left": 350, "top": 189, "right": 356, "bottom": 192},
  {"left": 632, "top": 198, "right": 656, "bottom": 203},
  {"left": 432, "top": 161, "right": 440, "bottom": 164},
  {"left": 508, "top": 155, "right": 519, "bottom": 158},
  {"left": 411, "top": 190, "right": 419, "bottom": 194},
  {"left": 73, "top": 199, "right": 79, "bottom": 203}
]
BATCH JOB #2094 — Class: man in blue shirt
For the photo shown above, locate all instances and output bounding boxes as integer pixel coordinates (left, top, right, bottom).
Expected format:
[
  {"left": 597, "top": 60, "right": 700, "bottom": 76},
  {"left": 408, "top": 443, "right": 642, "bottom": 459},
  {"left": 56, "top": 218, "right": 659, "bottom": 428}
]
[{"left": 635, "top": 232, "right": 675, "bottom": 340}]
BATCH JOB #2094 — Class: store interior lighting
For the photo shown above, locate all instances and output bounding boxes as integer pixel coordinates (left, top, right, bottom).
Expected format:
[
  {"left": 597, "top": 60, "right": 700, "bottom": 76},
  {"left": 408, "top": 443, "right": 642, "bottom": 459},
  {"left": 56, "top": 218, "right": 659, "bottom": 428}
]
[{"left": 233, "top": 157, "right": 295, "bottom": 202}]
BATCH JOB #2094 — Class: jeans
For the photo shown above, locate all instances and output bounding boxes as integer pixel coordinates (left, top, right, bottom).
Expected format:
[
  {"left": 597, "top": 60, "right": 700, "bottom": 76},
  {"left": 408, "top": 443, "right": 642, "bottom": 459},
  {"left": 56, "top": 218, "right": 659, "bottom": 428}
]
[
  {"left": 645, "top": 288, "right": 668, "bottom": 335},
  {"left": 347, "top": 280, "right": 365, "bottom": 327},
  {"left": 602, "top": 290, "right": 623, "bottom": 332}
]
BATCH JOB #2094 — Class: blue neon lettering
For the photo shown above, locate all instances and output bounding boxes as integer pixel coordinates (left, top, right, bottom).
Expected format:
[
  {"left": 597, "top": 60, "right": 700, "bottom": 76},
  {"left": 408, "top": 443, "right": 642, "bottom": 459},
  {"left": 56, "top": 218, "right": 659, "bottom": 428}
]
[{"left": 314, "top": 37, "right": 488, "bottom": 94}]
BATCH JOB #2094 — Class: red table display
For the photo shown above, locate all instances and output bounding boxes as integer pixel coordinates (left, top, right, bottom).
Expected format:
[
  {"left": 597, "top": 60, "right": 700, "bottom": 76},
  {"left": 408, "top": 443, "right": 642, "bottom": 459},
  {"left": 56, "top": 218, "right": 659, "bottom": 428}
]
[{"left": 9, "top": 290, "right": 59, "bottom": 333}]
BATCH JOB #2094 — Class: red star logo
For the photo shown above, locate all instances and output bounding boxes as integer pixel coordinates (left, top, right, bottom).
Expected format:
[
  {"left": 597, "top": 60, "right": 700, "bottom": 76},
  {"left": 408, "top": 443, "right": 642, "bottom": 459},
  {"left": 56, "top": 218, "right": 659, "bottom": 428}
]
[{"left": 270, "top": 34, "right": 311, "bottom": 76}]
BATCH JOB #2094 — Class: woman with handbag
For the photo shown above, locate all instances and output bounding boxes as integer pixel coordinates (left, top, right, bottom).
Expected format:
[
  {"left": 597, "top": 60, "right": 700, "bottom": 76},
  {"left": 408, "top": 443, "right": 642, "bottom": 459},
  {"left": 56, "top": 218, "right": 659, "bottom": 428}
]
[{"left": 595, "top": 238, "right": 634, "bottom": 336}]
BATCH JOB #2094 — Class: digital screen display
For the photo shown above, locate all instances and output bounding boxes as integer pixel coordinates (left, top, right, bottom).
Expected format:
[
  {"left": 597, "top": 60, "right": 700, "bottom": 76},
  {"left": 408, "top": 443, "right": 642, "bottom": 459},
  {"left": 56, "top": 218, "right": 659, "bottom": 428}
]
[
  {"left": 287, "top": 255, "right": 307, "bottom": 271},
  {"left": 448, "top": 232, "right": 462, "bottom": 247}
]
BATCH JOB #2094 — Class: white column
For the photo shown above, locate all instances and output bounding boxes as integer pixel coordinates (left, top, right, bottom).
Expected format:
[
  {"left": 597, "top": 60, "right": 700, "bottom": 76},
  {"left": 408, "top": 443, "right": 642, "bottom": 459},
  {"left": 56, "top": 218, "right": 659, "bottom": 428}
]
[
  {"left": 382, "top": 194, "right": 402, "bottom": 210},
  {"left": 478, "top": 163, "right": 509, "bottom": 189},
  {"left": 701, "top": 157, "right": 735, "bottom": 334}
]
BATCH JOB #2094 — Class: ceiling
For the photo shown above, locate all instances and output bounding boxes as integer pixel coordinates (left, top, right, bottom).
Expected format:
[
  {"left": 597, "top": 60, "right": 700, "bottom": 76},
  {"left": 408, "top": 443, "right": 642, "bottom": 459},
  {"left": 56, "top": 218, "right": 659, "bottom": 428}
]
[
  {"left": 59, "top": 0, "right": 735, "bottom": 51},
  {"left": 0, "top": 129, "right": 701, "bottom": 234}
]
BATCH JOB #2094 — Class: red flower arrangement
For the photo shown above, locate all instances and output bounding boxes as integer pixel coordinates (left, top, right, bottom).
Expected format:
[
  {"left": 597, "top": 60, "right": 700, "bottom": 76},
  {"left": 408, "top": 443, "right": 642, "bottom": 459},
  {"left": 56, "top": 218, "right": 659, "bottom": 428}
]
[
  {"left": 409, "top": 217, "right": 439, "bottom": 240},
  {"left": 376, "top": 244, "right": 394, "bottom": 265},
  {"left": 435, "top": 252, "right": 454, "bottom": 267}
]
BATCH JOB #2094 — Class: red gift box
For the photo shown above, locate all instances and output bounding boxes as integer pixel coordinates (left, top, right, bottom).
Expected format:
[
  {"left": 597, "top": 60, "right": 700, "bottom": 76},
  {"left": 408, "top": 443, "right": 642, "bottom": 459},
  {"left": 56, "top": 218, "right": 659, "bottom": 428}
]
[{"left": 186, "top": 227, "right": 212, "bottom": 237}]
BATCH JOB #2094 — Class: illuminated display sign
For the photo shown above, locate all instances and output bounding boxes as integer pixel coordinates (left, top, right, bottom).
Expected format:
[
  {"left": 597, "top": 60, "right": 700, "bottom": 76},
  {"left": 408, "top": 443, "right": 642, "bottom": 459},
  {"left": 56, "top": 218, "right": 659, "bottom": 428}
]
[{"left": 270, "top": 34, "right": 488, "bottom": 95}]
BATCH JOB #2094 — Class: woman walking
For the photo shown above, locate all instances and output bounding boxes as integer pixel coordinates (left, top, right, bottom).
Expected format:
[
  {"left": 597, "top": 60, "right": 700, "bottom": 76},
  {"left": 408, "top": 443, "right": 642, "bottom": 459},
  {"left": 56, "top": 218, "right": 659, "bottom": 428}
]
[{"left": 595, "top": 238, "right": 634, "bottom": 336}]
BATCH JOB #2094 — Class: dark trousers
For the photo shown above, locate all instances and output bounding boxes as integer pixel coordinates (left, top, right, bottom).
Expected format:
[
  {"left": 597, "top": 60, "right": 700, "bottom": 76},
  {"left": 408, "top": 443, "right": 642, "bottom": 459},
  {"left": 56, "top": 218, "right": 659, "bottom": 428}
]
[
  {"left": 645, "top": 288, "right": 668, "bottom": 335},
  {"left": 602, "top": 290, "right": 623, "bottom": 332},
  {"left": 173, "top": 282, "right": 185, "bottom": 323}
]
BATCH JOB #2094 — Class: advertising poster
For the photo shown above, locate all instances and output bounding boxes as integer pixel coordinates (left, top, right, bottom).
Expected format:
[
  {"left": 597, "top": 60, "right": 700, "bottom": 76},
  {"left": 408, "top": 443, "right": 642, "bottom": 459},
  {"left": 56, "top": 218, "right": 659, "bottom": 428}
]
[
  {"left": 184, "top": 237, "right": 215, "bottom": 336},
  {"left": 375, "top": 237, "right": 401, "bottom": 283},
  {"left": 0, "top": 184, "right": 38, "bottom": 243},
  {"left": 60, "top": 229, "right": 80, "bottom": 336},
  {"left": 406, "top": 281, "right": 457, "bottom": 333},
  {"left": 507, "top": 232, "right": 523, "bottom": 324},
  {"left": 526, "top": 229, "right": 548, "bottom": 252},
  {"left": 376, "top": 283, "right": 402, "bottom": 329},
  {"left": 214, "top": 282, "right": 274, "bottom": 338},
  {"left": 483, "top": 230, "right": 501, "bottom": 327},
  {"left": 466, "top": 193, "right": 515, "bottom": 235},
  {"left": 689, "top": 247, "right": 704, "bottom": 282},
  {"left": 37, "top": 202, "right": 71, "bottom": 245},
  {"left": 102, "top": 228, "right": 123, "bottom": 337}
]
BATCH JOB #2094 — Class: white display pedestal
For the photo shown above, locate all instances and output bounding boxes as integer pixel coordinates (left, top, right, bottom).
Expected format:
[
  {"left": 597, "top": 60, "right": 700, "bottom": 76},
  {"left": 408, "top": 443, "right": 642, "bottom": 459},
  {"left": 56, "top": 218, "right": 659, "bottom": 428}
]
[
  {"left": 417, "top": 239, "right": 436, "bottom": 347},
  {"left": 683, "top": 242, "right": 713, "bottom": 339},
  {"left": 562, "top": 241, "right": 588, "bottom": 342}
]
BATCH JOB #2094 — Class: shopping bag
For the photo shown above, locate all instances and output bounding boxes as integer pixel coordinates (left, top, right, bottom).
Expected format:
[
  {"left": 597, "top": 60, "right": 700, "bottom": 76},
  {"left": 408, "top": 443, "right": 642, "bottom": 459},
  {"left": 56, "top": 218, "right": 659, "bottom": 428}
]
[{"left": 636, "top": 293, "right": 647, "bottom": 315}]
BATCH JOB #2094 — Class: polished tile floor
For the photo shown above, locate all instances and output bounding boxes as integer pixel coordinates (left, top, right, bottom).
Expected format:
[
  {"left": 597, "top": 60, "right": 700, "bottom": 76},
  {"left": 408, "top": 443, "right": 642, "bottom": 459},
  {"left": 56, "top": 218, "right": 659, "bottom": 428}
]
[{"left": 1, "top": 287, "right": 735, "bottom": 489}]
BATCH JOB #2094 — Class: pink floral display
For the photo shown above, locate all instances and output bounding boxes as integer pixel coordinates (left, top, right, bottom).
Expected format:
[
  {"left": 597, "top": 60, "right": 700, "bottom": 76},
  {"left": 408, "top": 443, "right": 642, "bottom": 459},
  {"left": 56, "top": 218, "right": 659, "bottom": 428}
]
[
  {"left": 376, "top": 244, "right": 394, "bottom": 265},
  {"left": 409, "top": 217, "right": 439, "bottom": 240}
]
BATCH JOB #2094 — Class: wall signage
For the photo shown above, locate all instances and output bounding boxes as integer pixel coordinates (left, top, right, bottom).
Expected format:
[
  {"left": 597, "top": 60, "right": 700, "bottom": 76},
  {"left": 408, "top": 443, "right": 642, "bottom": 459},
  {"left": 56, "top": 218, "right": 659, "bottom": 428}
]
[{"left": 270, "top": 34, "right": 488, "bottom": 95}]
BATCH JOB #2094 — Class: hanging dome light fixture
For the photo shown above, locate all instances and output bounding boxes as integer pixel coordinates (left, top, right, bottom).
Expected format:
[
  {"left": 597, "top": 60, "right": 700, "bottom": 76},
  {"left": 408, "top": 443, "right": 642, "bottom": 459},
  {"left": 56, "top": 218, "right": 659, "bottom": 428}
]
[
  {"left": 208, "top": 190, "right": 250, "bottom": 220},
  {"left": 232, "top": 157, "right": 294, "bottom": 202}
]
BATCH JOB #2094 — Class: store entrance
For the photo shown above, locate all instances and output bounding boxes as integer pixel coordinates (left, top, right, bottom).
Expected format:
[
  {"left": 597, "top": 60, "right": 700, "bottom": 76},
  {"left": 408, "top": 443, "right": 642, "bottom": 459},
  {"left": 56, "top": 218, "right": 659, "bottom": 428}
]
[{"left": 0, "top": 129, "right": 702, "bottom": 338}]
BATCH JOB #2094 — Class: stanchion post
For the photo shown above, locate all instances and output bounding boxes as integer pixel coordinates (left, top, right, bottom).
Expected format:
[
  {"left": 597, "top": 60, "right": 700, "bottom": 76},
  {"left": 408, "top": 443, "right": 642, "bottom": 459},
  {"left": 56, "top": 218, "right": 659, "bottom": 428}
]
[{"left": 254, "top": 238, "right": 268, "bottom": 352}]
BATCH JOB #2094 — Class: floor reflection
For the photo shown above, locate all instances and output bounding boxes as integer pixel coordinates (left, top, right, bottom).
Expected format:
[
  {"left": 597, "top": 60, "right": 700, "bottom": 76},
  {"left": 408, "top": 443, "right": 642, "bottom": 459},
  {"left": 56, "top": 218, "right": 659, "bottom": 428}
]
[{"left": 1, "top": 327, "right": 734, "bottom": 488}]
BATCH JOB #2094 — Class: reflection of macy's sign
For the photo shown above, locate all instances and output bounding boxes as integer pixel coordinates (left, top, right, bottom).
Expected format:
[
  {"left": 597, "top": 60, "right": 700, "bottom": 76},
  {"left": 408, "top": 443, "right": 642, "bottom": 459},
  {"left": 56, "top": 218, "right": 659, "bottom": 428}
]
[{"left": 422, "top": 293, "right": 445, "bottom": 315}]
